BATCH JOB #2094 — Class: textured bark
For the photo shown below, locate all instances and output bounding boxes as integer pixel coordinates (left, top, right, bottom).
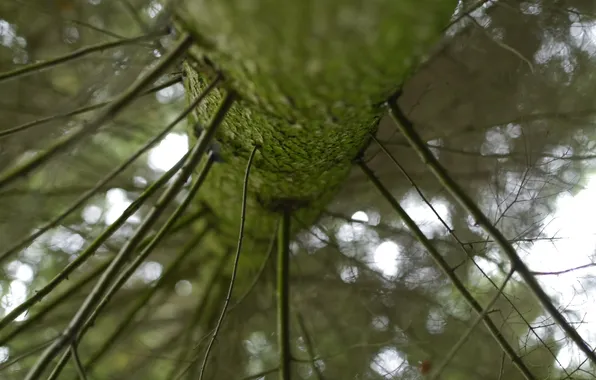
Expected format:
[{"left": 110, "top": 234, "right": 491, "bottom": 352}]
[{"left": 174, "top": 1, "right": 457, "bottom": 266}]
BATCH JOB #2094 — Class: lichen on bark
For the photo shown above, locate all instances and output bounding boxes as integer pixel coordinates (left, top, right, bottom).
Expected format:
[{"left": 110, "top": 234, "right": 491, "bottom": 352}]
[{"left": 174, "top": 0, "right": 457, "bottom": 264}]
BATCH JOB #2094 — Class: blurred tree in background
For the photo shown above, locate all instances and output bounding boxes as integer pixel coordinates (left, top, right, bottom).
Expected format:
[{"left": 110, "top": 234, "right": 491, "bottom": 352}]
[{"left": 1, "top": 0, "right": 596, "bottom": 379}]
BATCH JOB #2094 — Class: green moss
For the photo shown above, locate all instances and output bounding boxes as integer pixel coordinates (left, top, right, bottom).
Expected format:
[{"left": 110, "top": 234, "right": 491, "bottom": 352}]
[
  {"left": 184, "top": 67, "right": 350, "bottom": 244},
  {"left": 177, "top": 0, "right": 456, "bottom": 122},
  {"left": 175, "top": 0, "right": 457, "bottom": 268}
]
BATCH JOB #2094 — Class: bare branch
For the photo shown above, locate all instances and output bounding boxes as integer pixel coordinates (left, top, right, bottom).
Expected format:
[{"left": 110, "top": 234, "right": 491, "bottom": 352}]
[
  {"left": 198, "top": 144, "right": 258, "bottom": 380},
  {"left": 387, "top": 95, "right": 596, "bottom": 367},
  {"left": 278, "top": 208, "right": 292, "bottom": 380},
  {"left": 0, "top": 34, "right": 193, "bottom": 191},
  {"left": 0, "top": 32, "right": 166, "bottom": 84},
  {"left": 358, "top": 159, "right": 535, "bottom": 379},
  {"left": 23, "top": 85, "right": 232, "bottom": 380}
]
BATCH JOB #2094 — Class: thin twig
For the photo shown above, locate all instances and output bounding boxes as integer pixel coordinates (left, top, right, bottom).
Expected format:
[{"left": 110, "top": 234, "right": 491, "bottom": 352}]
[
  {"left": 24, "top": 88, "right": 233, "bottom": 380},
  {"left": 0, "top": 338, "right": 55, "bottom": 371},
  {"left": 168, "top": 252, "right": 231, "bottom": 380},
  {"left": 0, "top": 75, "right": 218, "bottom": 263},
  {"left": 0, "top": 153, "right": 187, "bottom": 332},
  {"left": 371, "top": 134, "right": 453, "bottom": 235},
  {"left": 83, "top": 157, "right": 214, "bottom": 332},
  {"left": 498, "top": 352, "right": 506, "bottom": 380},
  {"left": 0, "top": 32, "right": 166, "bottom": 84},
  {"left": 278, "top": 209, "right": 292, "bottom": 380},
  {"left": 0, "top": 260, "right": 109, "bottom": 346},
  {"left": 296, "top": 313, "right": 324, "bottom": 380},
  {"left": 230, "top": 226, "right": 278, "bottom": 311},
  {"left": 388, "top": 96, "right": 596, "bottom": 366},
  {"left": 466, "top": 15, "right": 535, "bottom": 73},
  {"left": 373, "top": 135, "right": 571, "bottom": 375},
  {"left": 358, "top": 160, "right": 535, "bottom": 380},
  {"left": 0, "top": 33, "right": 192, "bottom": 191},
  {"left": 198, "top": 144, "right": 259, "bottom": 380},
  {"left": 531, "top": 263, "right": 596, "bottom": 276},
  {"left": 173, "top": 230, "right": 278, "bottom": 377},
  {"left": 71, "top": 227, "right": 210, "bottom": 376},
  {"left": 429, "top": 269, "right": 514, "bottom": 380},
  {"left": 0, "top": 74, "right": 182, "bottom": 139},
  {"left": 70, "top": 342, "right": 88, "bottom": 380}
]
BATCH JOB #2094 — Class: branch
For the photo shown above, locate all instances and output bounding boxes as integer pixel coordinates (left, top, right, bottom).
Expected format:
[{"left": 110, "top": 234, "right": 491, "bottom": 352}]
[
  {"left": 69, "top": 227, "right": 210, "bottom": 376},
  {"left": 358, "top": 160, "right": 535, "bottom": 380},
  {"left": 24, "top": 85, "right": 232, "bottom": 380},
  {"left": 70, "top": 341, "right": 88, "bottom": 380},
  {"left": 296, "top": 313, "right": 324, "bottom": 380},
  {"left": 429, "top": 269, "right": 514, "bottom": 380},
  {"left": 0, "top": 32, "right": 166, "bottom": 84},
  {"left": 198, "top": 144, "right": 258, "bottom": 380},
  {"left": 0, "top": 153, "right": 186, "bottom": 332},
  {"left": 0, "top": 74, "right": 182, "bottom": 139},
  {"left": 0, "top": 75, "right": 218, "bottom": 263},
  {"left": 278, "top": 209, "right": 292, "bottom": 380},
  {"left": 387, "top": 96, "right": 596, "bottom": 367},
  {"left": 372, "top": 135, "right": 569, "bottom": 373},
  {"left": 0, "top": 34, "right": 192, "bottom": 191},
  {"left": 531, "top": 263, "right": 596, "bottom": 276}
]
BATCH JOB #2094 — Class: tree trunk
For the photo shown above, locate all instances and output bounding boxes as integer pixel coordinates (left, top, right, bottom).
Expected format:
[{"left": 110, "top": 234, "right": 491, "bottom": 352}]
[{"left": 174, "top": 0, "right": 457, "bottom": 265}]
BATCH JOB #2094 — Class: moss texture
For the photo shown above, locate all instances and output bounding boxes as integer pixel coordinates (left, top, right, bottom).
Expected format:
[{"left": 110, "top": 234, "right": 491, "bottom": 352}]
[{"left": 175, "top": 0, "right": 457, "bottom": 263}]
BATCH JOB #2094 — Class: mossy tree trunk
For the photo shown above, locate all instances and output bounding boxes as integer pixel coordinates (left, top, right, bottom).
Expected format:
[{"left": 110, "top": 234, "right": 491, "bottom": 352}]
[
  {"left": 175, "top": 0, "right": 457, "bottom": 255},
  {"left": 171, "top": 1, "right": 457, "bottom": 375}
]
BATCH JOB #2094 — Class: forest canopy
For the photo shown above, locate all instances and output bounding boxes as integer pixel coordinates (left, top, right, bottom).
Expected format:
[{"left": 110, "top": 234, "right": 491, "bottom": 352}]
[{"left": 1, "top": 1, "right": 596, "bottom": 380}]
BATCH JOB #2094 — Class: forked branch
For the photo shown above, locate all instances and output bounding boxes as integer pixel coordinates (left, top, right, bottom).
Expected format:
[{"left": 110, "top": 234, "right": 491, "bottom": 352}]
[
  {"left": 387, "top": 95, "right": 596, "bottom": 366},
  {"left": 358, "top": 161, "right": 535, "bottom": 380}
]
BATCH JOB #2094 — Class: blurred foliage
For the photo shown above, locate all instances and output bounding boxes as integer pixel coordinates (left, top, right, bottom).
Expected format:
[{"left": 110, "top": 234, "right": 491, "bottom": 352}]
[{"left": 1, "top": 0, "right": 596, "bottom": 379}]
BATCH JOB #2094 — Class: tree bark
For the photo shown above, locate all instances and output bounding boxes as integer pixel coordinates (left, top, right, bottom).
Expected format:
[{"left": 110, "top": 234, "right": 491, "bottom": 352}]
[{"left": 175, "top": 0, "right": 458, "bottom": 268}]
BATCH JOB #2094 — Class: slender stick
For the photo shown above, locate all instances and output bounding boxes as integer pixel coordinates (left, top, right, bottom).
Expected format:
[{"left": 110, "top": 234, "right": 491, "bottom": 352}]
[
  {"left": 0, "top": 75, "right": 218, "bottom": 263},
  {"left": 373, "top": 134, "right": 574, "bottom": 376},
  {"left": 296, "top": 313, "right": 324, "bottom": 380},
  {"left": 0, "top": 339, "right": 54, "bottom": 371},
  {"left": 0, "top": 33, "right": 166, "bottom": 84},
  {"left": 70, "top": 342, "right": 88, "bottom": 380},
  {"left": 229, "top": 227, "right": 278, "bottom": 311},
  {"left": 429, "top": 269, "right": 514, "bottom": 380},
  {"left": 84, "top": 156, "right": 214, "bottom": 332},
  {"left": 63, "top": 227, "right": 210, "bottom": 378},
  {"left": 278, "top": 209, "right": 292, "bottom": 380},
  {"left": 0, "top": 260, "right": 109, "bottom": 346},
  {"left": 198, "top": 145, "right": 259, "bottom": 380},
  {"left": 0, "top": 34, "right": 192, "bottom": 191},
  {"left": 370, "top": 135, "right": 451, "bottom": 234},
  {"left": 0, "top": 153, "right": 186, "bottom": 332},
  {"left": 169, "top": 252, "right": 231, "bottom": 380},
  {"left": 50, "top": 217, "right": 210, "bottom": 380},
  {"left": 176, "top": 226, "right": 279, "bottom": 377},
  {"left": 51, "top": 157, "right": 211, "bottom": 380},
  {"left": 0, "top": 75, "right": 181, "bottom": 139},
  {"left": 24, "top": 90, "right": 234, "bottom": 380},
  {"left": 387, "top": 96, "right": 596, "bottom": 365},
  {"left": 176, "top": 229, "right": 277, "bottom": 378},
  {"left": 358, "top": 160, "right": 535, "bottom": 380}
]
